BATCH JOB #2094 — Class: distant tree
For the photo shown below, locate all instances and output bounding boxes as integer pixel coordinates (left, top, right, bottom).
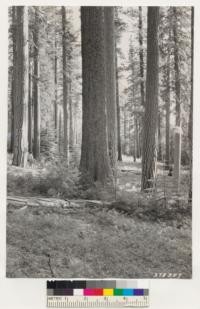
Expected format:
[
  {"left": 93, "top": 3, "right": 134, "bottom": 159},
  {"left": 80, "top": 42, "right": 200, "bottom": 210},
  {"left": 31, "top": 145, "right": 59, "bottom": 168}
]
[
  {"left": 80, "top": 7, "right": 112, "bottom": 183},
  {"left": 126, "top": 38, "right": 139, "bottom": 161},
  {"left": 157, "top": 111, "right": 162, "bottom": 161},
  {"left": 115, "top": 52, "right": 122, "bottom": 161},
  {"left": 12, "top": 6, "right": 29, "bottom": 167},
  {"left": 188, "top": 7, "right": 194, "bottom": 201},
  {"left": 138, "top": 6, "right": 145, "bottom": 107},
  {"left": 54, "top": 30, "right": 58, "bottom": 135},
  {"left": 62, "top": 6, "right": 69, "bottom": 162},
  {"left": 172, "top": 7, "right": 182, "bottom": 191},
  {"left": 28, "top": 54, "right": 33, "bottom": 154},
  {"left": 104, "top": 7, "right": 117, "bottom": 171},
  {"left": 141, "top": 7, "right": 159, "bottom": 190},
  {"left": 69, "top": 79, "right": 74, "bottom": 152},
  {"left": 159, "top": 7, "right": 173, "bottom": 170},
  {"left": 115, "top": 8, "right": 126, "bottom": 161},
  {"left": 9, "top": 7, "right": 16, "bottom": 153}
]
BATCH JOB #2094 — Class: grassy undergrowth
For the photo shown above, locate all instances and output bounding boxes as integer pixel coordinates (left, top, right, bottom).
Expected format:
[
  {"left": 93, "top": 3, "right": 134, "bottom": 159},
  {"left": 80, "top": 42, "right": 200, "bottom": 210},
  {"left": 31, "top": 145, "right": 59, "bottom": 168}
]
[
  {"left": 7, "top": 203, "right": 191, "bottom": 278},
  {"left": 7, "top": 156, "right": 192, "bottom": 278}
]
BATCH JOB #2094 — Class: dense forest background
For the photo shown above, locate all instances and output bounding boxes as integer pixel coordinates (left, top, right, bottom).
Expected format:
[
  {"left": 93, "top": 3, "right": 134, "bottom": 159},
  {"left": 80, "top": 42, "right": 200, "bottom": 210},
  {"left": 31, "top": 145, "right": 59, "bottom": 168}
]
[{"left": 7, "top": 6, "right": 193, "bottom": 278}]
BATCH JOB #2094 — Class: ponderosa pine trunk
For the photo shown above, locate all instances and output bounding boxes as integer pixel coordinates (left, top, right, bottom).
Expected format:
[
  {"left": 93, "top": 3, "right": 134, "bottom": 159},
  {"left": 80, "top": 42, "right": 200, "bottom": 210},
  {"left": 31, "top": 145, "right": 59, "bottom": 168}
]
[
  {"left": 104, "top": 7, "right": 117, "bottom": 171},
  {"left": 116, "top": 52, "right": 122, "bottom": 161},
  {"left": 10, "top": 6, "right": 16, "bottom": 153},
  {"left": 123, "top": 105, "right": 128, "bottom": 154},
  {"left": 188, "top": 7, "right": 194, "bottom": 202},
  {"left": 54, "top": 35, "right": 58, "bottom": 134},
  {"left": 136, "top": 118, "right": 141, "bottom": 158},
  {"left": 138, "top": 6, "right": 145, "bottom": 107},
  {"left": 69, "top": 80, "right": 74, "bottom": 152},
  {"left": 158, "top": 111, "right": 162, "bottom": 161},
  {"left": 141, "top": 7, "right": 159, "bottom": 190},
  {"left": 80, "top": 7, "right": 112, "bottom": 184},
  {"left": 12, "top": 6, "right": 29, "bottom": 167},
  {"left": 28, "top": 68, "right": 32, "bottom": 153},
  {"left": 173, "top": 7, "right": 181, "bottom": 191},
  {"left": 62, "top": 6, "right": 69, "bottom": 163},
  {"left": 33, "top": 7, "right": 40, "bottom": 159},
  {"left": 58, "top": 110, "right": 62, "bottom": 154},
  {"left": 165, "top": 46, "right": 170, "bottom": 170}
]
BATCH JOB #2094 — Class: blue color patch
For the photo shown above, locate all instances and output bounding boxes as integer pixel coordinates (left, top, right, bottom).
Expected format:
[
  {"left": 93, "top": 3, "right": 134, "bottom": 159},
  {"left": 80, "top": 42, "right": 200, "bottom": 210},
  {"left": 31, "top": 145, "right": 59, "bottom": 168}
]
[{"left": 122, "top": 289, "right": 133, "bottom": 296}]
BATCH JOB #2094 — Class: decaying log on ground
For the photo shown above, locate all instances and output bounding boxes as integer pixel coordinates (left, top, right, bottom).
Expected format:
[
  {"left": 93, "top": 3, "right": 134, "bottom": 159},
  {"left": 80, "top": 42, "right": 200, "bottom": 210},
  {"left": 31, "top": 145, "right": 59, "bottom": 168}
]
[{"left": 7, "top": 196, "right": 113, "bottom": 211}]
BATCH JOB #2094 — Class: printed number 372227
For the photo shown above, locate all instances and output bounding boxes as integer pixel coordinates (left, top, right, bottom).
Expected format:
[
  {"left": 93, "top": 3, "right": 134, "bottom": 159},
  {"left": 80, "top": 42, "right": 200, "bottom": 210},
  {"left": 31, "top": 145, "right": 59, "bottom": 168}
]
[{"left": 153, "top": 273, "right": 182, "bottom": 278}]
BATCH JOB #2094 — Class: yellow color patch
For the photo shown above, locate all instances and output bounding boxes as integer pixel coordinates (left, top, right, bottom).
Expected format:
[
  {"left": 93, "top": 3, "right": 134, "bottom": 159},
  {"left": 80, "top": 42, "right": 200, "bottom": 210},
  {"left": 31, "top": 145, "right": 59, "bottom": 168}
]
[{"left": 103, "top": 289, "right": 114, "bottom": 296}]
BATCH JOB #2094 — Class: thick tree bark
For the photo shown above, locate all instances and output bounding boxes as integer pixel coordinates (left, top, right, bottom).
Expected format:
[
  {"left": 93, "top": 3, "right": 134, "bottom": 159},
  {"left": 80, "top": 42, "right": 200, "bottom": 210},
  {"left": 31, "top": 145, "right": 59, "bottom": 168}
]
[
  {"left": 141, "top": 7, "right": 159, "bottom": 190},
  {"left": 33, "top": 7, "right": 40, "bottom": 159},
  {"left": 80, "top": 7, "right": 112, "bottom": 184},
  {"left": 62, "top": 6, "right": 69, "bottom": 163},
  {"left": 188, "top": 7, "right": 194, "bottom": 202},
  {"left": 12, "top": 7, "right": 29, "bottom": 167},
  {"left": 116, "top": 52, "right": 122, "bottom": 161},
  {"left": 138, "top": 6, "right": 145, "bottom": 107},
  {"left": 104, "top": 7, "right": 117, "bottom": 171}
]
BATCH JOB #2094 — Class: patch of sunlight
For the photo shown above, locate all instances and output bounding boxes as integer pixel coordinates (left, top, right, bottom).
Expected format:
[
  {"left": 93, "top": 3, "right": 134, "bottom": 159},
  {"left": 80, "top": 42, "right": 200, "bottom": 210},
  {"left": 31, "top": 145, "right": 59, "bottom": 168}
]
[
  {"left": 125, "top": 185, "right": 138, "bottom": 192},
  {"left": 125, "top": 183, "right": 132, "bottom": 188},
  {"left": 122, "top": 155, "right": 142, "bottom": 163}
]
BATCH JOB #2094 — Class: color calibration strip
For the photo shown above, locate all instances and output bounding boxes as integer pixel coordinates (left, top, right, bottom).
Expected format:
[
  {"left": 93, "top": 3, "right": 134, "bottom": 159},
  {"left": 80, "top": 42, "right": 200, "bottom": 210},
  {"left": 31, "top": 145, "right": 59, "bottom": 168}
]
[
  {"left": 47, "top": 281, "right": 149, "bottom": 307},
  {"left": 48, "top": 287, "right": 148, "bottom": 296}
]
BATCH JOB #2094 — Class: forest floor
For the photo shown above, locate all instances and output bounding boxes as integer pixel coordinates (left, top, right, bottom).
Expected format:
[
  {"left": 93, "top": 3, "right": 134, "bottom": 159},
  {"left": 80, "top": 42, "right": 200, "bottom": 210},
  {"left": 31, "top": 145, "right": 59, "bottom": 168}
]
[{"left": 6, "top": 156, "right": 192, "bottom": 278}]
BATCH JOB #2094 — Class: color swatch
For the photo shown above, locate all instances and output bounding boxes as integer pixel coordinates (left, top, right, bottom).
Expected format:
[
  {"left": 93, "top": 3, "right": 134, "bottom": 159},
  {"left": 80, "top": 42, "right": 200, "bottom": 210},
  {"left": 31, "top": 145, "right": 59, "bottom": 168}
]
[{"left": 47, "top": 281, "right": 149, "bottom": 297}]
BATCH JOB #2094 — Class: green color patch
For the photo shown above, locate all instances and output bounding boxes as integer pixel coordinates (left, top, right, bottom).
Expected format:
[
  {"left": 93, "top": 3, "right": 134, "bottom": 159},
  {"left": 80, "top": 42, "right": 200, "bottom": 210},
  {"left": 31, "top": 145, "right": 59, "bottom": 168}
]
[{"left": 114, "top": 289, "right": 123, "bottom": 296}]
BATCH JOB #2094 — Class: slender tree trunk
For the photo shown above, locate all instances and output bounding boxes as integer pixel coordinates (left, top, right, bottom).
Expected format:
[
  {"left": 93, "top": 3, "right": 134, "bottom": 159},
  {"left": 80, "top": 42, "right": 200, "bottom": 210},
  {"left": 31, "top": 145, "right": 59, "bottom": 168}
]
[
  {"left": 33, "top": 7, "right": 40, "bottom": 159},
  {"left": 116, "top": 52, "right": 122, "bottom": 161},
  {"left": 54, "top": 36, "right": 58, "bottom": 133},
  {"left": 173, "top": 7, "right": 181, "bottom": 191},
  {"left": 173, "top": 8, "right": 181, "bottom": 127},
  {"left": 138, "top": 7, "right": 145, "bottom": 161},
  {"left": 124, "top": 105, "right": 127, "bottom": 154},
  {"left": 104, "top": 7, "right": 117, "bottom": 171},
  {"left": 137, "top": 118, "right": 141, "bottom": 159},
  {"left": 141, "top": 7, "right": 159, "bottom": 190},
  {"left": 138, "top": 6, "right": 145, "bottom": 107},
  {"left": 69, "top": 80, "right": 74, "bottom": 152},
  {"left": 62, "top": 6, "right": 69, "bottom": 163},
  {"left": 28, "top": 68, "right": 32, "bottom": 153},
  {"left": 188, "top": 7, "right": 194, "bottom": 202},
  {"left": 133, "top": 116, "right": 137, "bottom": 162},
  {"left": 157, "top": 111, "right": 162, "bottom": 161},
  {"left": 165, "top": 48, "right": 170, "bottom": 170},
  {"left": 58, "top": 110, "right": 62, "bottom": 154},
  {"left": 10, "top": 6, "right": 16, "bottom": 153},
  {"left": 12, "top": 6, "right": 29, "bottom": 167},
  {"left": 135, "top": 117, "right": 140, "bottom": 158},
  {"left": 80, "top": 7, "right": 112, "bottom": 184}
]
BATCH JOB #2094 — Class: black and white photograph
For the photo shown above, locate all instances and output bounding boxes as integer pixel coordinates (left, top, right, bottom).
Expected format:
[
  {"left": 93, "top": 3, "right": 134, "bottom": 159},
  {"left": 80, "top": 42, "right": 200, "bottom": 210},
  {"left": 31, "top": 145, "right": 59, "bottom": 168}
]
[{"left": 6, "top": 6, "right": 193, "bottom": 279}]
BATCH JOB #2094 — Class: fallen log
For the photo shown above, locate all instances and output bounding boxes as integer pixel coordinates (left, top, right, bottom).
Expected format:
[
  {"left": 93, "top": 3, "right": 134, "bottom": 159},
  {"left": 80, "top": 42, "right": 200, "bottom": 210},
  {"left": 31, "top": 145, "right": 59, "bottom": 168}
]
[{"left": 7, "top": 196, "right": 113, "bottom": 211}]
